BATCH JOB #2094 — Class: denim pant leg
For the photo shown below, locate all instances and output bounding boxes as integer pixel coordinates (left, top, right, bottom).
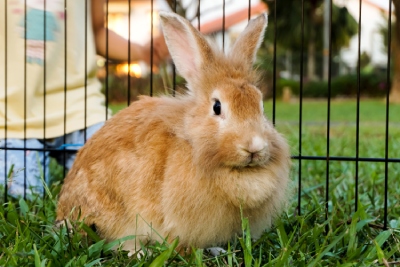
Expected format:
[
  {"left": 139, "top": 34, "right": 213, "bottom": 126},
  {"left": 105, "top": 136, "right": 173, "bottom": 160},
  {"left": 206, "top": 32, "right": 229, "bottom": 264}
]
[
  {"left": 0, "top": 139, "right": 49, "bottom": 198},
  {"left": 52, "top": 122, "right": 104, "bottom": 170}
]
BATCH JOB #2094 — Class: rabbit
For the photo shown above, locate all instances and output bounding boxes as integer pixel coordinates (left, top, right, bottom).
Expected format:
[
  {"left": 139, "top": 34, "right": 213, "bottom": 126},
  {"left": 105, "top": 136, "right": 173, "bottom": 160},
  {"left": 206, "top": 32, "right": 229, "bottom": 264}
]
[{"left": 56, "top": 11, "right": 291, "bottom": 255}]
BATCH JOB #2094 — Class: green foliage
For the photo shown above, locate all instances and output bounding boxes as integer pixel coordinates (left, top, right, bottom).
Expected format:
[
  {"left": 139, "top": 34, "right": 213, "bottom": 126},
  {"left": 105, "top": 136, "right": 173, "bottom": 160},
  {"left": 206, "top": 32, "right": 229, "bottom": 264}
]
[
  {"left": 275, "top": 79, "right": 302, "bottom": 98},
  {"left": 275, "top": 71, "right": 388, "bottom": 98},
  {"left": 99, "top": 64, "right": 186, "bottom": 104},
  {"left": 263, "top": 0, "right": 358, "bottom": 52},
  {"left": 100, "top": 72, "right": 164, "bottom": 103}
]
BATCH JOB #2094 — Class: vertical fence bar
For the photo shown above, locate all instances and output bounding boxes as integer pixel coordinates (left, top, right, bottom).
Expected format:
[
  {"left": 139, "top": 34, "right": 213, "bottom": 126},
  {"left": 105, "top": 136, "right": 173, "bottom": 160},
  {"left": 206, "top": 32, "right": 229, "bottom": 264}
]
[
  {"left": 172, "top": 0, "right": 177, "bottom": 96},
  {"left": 298, "top": 0, "right": 305, "bottom": 216},
  {"left": 84, "top": 0, "right": 88, "bottom": 142},
  {"left": 325, "top": 0, "right": 333, "bottom": 224},
  {"left": 150, "top": 0, "right": 154, "bottom": 97},
  {"left": 197, "top": 0, "right": 201, "bottom": 31},
  {"left": 3, "top": 0, "right": 8, "bottom": 202},
  {"left": 105, "top": 0, "right": 109, "bottom": 120},
  {"left": 384, "top": 0, "right": 393, "bottom": 229},
  {"left": 222, "top": 0, "right": 225, "bottom": 52},
  {"left": 272, "top": 0, "right": 277, "bottom": 125},
  {"left": 355, "top": 0, "right": 362, "bottom": 211},
  {"left": 23, "top": 0, "right": 27, "bottom": 200},
  {"left": 248, "top": 0, "right": 251, "bottom": 21},
  {"left": 42, "top": 0, "right": 47, "bottom": 197},
  {"left": 128, "top": 0, "right": 131, "bottom": 105},
  {"left": 63, "top": 0, "right": 67, "bottom": 178}
]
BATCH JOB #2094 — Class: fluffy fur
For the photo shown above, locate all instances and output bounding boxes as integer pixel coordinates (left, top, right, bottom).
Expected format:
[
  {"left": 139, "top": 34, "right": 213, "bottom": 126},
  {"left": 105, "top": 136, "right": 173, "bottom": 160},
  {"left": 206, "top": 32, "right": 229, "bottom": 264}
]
[{"left": 56, "top": 12, "right": 291, "bottom": 253}]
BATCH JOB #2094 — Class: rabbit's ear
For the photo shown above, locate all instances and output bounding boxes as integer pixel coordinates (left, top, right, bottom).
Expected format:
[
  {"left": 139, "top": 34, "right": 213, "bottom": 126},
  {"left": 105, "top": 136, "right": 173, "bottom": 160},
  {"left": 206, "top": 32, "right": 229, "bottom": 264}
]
[
  {"left": 229, "top": 13, "right": 268, "bottom": 70},
  {"left": 159, "top": 12, "right": 214, "bottom": 85}
]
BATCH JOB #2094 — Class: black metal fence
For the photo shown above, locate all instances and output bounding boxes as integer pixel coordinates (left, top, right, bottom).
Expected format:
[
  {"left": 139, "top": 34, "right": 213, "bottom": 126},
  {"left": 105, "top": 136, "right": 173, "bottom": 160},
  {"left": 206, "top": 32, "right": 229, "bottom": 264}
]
[{"left": 1, "top": 0, "right": 398, "bottom": 229}]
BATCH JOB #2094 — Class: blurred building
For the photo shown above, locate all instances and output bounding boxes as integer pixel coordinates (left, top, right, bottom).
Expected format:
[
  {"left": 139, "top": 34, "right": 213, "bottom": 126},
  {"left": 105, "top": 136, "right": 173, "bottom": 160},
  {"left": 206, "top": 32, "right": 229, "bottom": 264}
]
[{"left": 336, "top": 0, "right": 390, "bottom": 73}]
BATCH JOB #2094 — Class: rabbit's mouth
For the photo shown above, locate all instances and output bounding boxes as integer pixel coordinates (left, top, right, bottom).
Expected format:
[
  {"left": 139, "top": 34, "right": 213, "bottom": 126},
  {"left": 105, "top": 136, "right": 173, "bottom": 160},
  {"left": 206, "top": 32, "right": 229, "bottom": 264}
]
[
  {"left": 239, "top": 152, "right": 270, "bottom": 168},
  {"left": 247, "top": 155, "right": 268, "bottom": 167}
]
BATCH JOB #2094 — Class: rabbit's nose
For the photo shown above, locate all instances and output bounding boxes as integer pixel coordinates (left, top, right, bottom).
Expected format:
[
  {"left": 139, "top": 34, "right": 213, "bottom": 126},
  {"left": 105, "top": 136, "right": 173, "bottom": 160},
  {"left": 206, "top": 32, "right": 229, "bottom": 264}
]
[{"left": 248, "top": 136, "right": 268, "bottom": 154}]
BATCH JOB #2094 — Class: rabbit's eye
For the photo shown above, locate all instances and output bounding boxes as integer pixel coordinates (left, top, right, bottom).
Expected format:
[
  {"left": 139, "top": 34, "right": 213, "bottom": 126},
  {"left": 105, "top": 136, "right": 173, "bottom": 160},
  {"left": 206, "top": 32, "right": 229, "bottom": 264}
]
[{"left": 213, "top": 100, "right": 221, "bottom": 116}]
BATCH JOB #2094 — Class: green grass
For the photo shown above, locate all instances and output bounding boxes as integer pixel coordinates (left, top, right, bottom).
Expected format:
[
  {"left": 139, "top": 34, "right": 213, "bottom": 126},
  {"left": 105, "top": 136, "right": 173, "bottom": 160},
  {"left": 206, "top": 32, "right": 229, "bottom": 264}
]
[
  {"left": 1, "top": 99, "right": 400, "bottom": 266},
  {"left": 268, "top": 99, "right": 400, "bottom": 123}
]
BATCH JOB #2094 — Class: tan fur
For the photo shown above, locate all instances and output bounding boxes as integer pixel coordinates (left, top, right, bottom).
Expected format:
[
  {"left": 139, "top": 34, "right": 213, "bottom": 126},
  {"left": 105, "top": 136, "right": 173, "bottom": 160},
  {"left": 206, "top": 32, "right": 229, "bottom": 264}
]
[{"left": 56, "top": 12, "right": 291, "bottom": 253}]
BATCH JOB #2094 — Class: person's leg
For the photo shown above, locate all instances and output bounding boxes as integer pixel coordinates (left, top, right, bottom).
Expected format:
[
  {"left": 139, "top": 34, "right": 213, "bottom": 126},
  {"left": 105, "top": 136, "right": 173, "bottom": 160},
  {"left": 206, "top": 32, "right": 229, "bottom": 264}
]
[
  {"left": 52, "top": 122, "right": 104, "bottom": 170},
  {"left": 0, "top": 139, "right": 50, "bottom": 198}
]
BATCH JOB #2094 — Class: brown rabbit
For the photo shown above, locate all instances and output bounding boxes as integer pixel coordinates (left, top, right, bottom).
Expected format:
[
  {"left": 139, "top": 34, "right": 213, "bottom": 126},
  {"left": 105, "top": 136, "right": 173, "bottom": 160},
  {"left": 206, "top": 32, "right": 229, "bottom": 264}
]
[{"left": 56, "top": 11, "right": 291, "bottom": 254}]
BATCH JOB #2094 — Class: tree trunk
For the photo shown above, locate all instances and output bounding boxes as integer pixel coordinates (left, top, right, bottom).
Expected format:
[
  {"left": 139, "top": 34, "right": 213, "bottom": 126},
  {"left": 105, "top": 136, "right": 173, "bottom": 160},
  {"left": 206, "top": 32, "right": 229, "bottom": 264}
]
[
  {"left": 390, "top": 0, "right": 400, "bottom": 103},
  {"left": 391, "top": 41, "right": 400, "bottom": 103},
  {"left": 322, "top": 0, "right": 330, "bottom": 80},
  {"left": 307, "top": 2, "right": 319, "bottom": 81},
  {"left": 307, "top": 32, "right": 317, "bottom": 81}
]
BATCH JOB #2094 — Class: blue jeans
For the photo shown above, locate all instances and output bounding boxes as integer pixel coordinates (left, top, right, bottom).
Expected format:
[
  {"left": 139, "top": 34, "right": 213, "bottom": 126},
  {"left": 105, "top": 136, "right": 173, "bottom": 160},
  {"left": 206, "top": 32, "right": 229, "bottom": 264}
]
[{"left": 0, "top": 122, "right": 104, "bottom": 198}]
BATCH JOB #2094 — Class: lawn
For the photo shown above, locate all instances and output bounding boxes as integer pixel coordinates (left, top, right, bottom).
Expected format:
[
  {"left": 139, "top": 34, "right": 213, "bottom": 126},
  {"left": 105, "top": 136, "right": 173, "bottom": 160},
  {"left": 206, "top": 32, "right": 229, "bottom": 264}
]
[{"left": 1, "top": 99, "right": 400, "bottom": 266}]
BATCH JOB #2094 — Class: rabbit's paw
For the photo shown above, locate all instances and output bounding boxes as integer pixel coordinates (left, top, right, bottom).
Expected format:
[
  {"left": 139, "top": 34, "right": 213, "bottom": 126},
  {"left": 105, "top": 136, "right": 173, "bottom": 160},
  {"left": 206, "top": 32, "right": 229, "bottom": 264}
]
[{"left": 206, "top": 247, "right": 227, "bottom": 256}]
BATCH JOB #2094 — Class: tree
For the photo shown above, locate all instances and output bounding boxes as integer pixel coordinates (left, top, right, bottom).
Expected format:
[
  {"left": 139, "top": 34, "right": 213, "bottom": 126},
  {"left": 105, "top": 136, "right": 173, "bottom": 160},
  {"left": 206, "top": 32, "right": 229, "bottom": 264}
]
[
  {"left": 163, "top": 0, "right": 234, "bottom": 23},
  {"left": 391, "top": 0, "right": 400, "bottom": 103},
  {"left": 262, "top": 0, "right": 358, "bottom": 81},
  {"left": 164, "top": 0, "right": 188, "bottom": 18}
]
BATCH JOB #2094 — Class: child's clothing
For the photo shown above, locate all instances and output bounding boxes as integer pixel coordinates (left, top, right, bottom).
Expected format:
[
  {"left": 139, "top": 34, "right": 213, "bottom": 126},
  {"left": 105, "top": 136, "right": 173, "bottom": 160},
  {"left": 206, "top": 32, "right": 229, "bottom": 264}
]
[
  {"left": 0, "top": 0, "right": 110, "bottom": 197},
  {"left": 0, "top": 122, "right": 103, "bottom": 197}
]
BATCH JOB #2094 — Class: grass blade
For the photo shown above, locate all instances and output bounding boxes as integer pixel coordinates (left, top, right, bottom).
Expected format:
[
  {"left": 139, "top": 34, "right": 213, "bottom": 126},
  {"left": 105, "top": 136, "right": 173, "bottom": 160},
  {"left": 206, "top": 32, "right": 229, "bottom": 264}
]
[
  {"left": 308, "top": 229, "right": 347, "bottom": 267},
  {"left": 149, "top": 237, "right": 179, "bottom": 267}
]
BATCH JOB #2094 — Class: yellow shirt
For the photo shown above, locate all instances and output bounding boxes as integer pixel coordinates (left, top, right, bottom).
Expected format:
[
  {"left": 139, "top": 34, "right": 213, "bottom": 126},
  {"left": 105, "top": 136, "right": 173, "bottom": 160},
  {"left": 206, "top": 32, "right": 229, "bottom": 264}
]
[{"left": 0, "top": 0, "right": 108, "bottom": 139}]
